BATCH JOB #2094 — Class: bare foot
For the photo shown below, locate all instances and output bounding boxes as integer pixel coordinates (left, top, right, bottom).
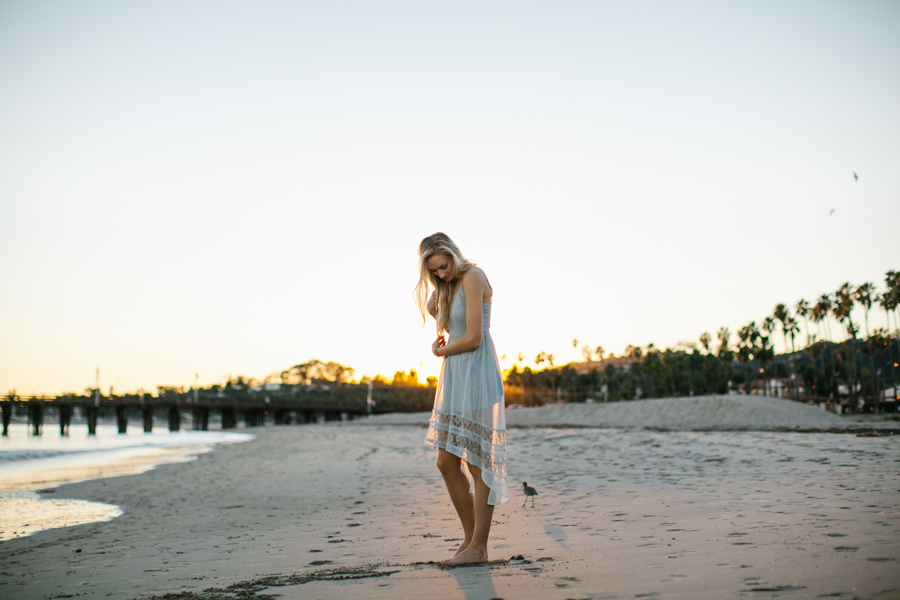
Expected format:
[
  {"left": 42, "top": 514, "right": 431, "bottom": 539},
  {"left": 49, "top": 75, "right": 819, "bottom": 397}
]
[
  {"left": 441, "top": 546, "right": 488, "bottom": 565},
  {"left": 453, "top": 540, "right": 471, "bottom": 556}
]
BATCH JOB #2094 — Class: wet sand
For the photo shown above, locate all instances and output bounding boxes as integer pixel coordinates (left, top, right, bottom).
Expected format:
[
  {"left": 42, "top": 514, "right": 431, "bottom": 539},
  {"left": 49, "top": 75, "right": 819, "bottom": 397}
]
[
  {"left": 1, "top": 401, "right": 898, "bottom": 599},
  {"left": 0, "top": 427, "right": 254, "bottom": 542}
]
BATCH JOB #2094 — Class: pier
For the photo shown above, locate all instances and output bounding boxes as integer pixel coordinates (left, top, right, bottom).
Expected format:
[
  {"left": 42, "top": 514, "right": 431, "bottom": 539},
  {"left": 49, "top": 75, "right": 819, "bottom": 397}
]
[{"left": 2, "top": 383, "right": 433, "bottom": 436}]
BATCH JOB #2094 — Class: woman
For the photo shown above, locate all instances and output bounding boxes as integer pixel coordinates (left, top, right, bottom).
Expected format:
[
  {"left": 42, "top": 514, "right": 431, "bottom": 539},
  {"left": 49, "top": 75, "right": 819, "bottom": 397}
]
[{"left": 415, "top": 232, "right": 508, "bottom": 565}]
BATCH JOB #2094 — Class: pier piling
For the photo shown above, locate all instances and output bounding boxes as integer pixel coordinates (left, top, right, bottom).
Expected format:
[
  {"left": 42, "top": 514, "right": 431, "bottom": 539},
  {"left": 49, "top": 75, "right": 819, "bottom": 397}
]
[
  {"left": 245, "top": 408, "right": 265, "bottom": 427},
  {"left": 221, "top": 407, "right": 237, "bottom": 429},
  {"left": 192, "top": 407, "right": 209, "bottom": 431},
  {"left": 86, "top": 406, "right": 98, "bottom": 435},
  {"left": 59, "top": 404, "right": 72, "bottom": 436},
  {"left": 116, "top": 406, "right": 128, "bottom": 434},
  {"left": 6, "top": 383, "right": 419, "bottom": 437},
  {"left": 29, "top": 403, "right": 43, "bottom": 436},
  {"left": 168, "top": 406, "right": 180, "bottom": 432},
  {"left": 2, "top": 403, "right": 10, "bottom": 436}
]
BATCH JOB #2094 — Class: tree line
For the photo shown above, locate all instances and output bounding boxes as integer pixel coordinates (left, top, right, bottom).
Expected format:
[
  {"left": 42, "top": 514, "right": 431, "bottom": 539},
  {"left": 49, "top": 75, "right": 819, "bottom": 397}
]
[{"left": 505, "top": 270, "right": 900, "bottom": 413}]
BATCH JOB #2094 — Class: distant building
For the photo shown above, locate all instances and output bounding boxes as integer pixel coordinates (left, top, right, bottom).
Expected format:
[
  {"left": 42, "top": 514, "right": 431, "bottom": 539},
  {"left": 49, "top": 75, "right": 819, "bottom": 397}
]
[
  {"left": 250, "top": 383, "right": 282, "bottom": 392},
  {"left": 566, "top": 357, "right": 637, "bottom": 375}
]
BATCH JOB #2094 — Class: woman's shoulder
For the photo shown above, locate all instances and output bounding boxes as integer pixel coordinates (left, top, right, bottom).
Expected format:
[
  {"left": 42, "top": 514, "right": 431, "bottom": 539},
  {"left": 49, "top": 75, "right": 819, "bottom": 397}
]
[
  {"left": 462, "top": 266, "right": 488, "bottom": 284},
  {"left": 461, "top": 266, "right": 491, "bottom": 295}
]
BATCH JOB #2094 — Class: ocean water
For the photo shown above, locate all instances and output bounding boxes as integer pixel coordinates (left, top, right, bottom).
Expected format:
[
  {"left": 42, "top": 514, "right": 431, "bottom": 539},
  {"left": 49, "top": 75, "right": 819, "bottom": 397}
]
[{"left": 0, "top": 423, "right": 254, "bottom": 541}]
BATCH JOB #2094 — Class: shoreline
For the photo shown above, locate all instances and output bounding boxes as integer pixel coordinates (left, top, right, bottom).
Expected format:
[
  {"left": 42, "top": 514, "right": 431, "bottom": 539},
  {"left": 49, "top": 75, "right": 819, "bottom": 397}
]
[
  {"left": 0, "top": 425, "right": 255, "bottom": 490},
  {"left": 1, "top": 422, "right": 897, "bottom": 600},
  {"left": 0, "top": 426, "right": 254, "bottom": 542}
]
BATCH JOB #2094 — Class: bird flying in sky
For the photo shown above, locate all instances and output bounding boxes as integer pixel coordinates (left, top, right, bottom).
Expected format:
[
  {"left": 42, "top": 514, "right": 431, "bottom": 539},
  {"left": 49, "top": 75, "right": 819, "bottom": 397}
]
[
  {"left": 853, "top": 171, "right": 858, "bottom": 182},
  {"left": 829, "top": 209, "right": 836, "bottom": 217}
]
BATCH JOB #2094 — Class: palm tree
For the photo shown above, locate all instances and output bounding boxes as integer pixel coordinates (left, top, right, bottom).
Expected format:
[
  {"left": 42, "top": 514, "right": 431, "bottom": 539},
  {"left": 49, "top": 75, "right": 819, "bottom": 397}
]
[
  {"left": 624, "top": 345, "right": 643, "bottom": 360},
  {"left": 878, "top": 292, "right": 894, "bottom": 335},
  {"left": 761, "top": 316, "right": 777, "bottom": 396},
  {"left": 877, "top": 290, "right": 898, "bottom": 402},
  {"left": 809, "top": 304, "right": 825, "bottom": 360},
  {"left": 581, "top": 345, "right": 594, "bottom": 363},
  {"left": 855, "top": 283, "right": 875, "bottom": 334},
  {"left": 715, "top": 328, "right": 734, "bottom": 393},
  {"left": 773, "top": 304, "right": 795, "bottom": 397},
  {"left": 784, "top": 315, "right": 800, "bottom": 398},
  {"left": 871, "top": 327, "right": 896, "bottom": 403},
  {"left": 784, "top": 316, "right": 799, "bottom": 354},
  {"left": 579, "top": 345, "right": 600, "bottom": 395},
  {"left": 811, "top": 302, "right": 823, "bottom": 342},
  {"left": 817, "top": 293, "right": 837, "bottom": 401},
  {"left": 885, "top": 270, "right": 900, "bottom": 333},
  {"left": 833, "top": 283, "right": 859, "bottom": 408},
  {"left": 864, "top": 328, "right": 887, "bottom": 407},
  {"left": 817, "top": 294, "right": 835, "bottom": 342},
  {"left": 804, "top": 333, "right": 824, "bottom": 399},
  {"left": 795, "top": 298, "right": 812, "bottom": 347},
  {"left": 716, "top": 327, "right": 731, "bottom": 360},
  {"left": 699, "top": 332, "right": 712, "bottom": 355},
  {"left": 855, "top": 283, "right": 880, "bottom": 409},
  {"left": 737, "top": 322, "right": 760, "bottom": 395},
  {"left": 773, "top": 303, "right": 790, "bottom": 355}
]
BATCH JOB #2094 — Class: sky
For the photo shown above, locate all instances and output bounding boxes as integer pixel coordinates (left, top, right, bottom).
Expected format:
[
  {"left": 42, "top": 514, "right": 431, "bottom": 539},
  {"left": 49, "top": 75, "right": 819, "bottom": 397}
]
[{"left": 1, "top": 0, "right": 898, "bottom": 396}]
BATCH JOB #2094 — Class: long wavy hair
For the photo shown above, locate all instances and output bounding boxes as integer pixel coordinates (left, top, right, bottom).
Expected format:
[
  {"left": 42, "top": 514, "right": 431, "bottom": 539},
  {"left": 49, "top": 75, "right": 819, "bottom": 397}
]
[{"left": 414, "top": 232, "right": 474, "bottom": 335}]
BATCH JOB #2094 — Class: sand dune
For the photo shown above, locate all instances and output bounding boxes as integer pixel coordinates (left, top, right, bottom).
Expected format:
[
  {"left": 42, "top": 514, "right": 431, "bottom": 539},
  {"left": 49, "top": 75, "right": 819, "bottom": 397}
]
[{"left": 362, "top": 395, "right": 889, "bottom": 430}]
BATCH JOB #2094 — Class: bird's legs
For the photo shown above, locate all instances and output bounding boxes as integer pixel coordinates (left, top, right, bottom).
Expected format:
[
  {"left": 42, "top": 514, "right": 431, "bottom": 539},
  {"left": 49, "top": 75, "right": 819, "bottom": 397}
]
[
  {"left": 436, "top": 449, "right": 474, "bottom": 556},
  {"left": 443, "top": 462, "right": 493, "bottom": 565}
]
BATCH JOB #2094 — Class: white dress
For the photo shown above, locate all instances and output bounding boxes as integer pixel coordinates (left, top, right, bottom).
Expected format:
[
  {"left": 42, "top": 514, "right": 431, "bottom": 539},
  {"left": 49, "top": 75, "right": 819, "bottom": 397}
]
[{"left": 424, "top": 285, "right": 508, "bottom": 505}]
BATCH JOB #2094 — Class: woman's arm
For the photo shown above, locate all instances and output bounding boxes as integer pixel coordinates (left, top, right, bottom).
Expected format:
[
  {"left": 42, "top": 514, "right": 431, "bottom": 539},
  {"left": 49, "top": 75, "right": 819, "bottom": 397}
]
[{"left": 433, "top": 270, "right": 486, "bottom": 357}]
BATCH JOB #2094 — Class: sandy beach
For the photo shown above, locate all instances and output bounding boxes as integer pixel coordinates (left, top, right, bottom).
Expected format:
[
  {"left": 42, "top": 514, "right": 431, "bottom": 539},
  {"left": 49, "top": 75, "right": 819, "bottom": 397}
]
[{"left": 1, "top": 397, "right": 898, "bottom": 600}]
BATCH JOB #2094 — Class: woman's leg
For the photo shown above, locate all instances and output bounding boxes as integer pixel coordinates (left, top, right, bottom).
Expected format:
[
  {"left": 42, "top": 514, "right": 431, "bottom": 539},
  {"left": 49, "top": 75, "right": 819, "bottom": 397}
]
[
  {"left": 443, "top": 462, "right": 494, "bottom": 565},
  {"left": 436, "top": 449, "right": 474, "bottom": 554}
]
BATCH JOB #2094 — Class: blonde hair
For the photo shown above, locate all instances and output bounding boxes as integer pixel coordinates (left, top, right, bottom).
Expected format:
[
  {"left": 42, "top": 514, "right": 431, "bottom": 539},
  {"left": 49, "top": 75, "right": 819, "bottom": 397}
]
[{"left": 415, "top": 232, "right": 473, "bottom": 335}]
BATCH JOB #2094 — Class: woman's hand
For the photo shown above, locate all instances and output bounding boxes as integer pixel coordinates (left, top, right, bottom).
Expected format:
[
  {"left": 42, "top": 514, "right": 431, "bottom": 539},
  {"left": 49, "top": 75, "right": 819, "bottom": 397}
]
[{"left": 432, "top": 335, "right": 446, "bottom": 357}]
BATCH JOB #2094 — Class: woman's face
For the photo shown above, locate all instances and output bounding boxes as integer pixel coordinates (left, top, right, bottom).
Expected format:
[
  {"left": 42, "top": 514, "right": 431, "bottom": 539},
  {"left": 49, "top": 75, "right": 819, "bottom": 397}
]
[{"left": 425, "top": 253, "right": 455, "bottom": 282}]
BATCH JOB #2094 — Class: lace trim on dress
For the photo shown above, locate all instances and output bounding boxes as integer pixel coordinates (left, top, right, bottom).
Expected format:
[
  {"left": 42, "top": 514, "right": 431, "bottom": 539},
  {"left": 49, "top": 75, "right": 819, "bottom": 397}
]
[
  {"left": 427, "top": 412, "right": 506, "bottom": 446},
  {"left": 426, "top": 429, "right": 508, "bottom": 474},
  {"left": 425, "top": 411, "right": 507, "bottom": 474}
]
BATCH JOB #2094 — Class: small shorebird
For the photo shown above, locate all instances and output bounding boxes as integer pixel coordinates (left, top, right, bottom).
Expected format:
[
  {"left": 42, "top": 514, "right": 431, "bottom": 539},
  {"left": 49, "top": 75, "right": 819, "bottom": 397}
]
[{"left": 521, "top": 482, "right": 538, "bottom": 507}]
